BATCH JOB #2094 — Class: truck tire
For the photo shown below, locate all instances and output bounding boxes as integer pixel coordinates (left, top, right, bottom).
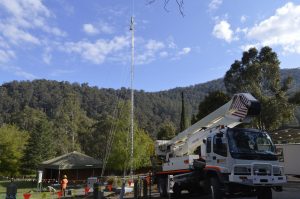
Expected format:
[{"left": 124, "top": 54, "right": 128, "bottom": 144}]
[
  {"left": 158, "top": 177, "right": 168, "bottom": 197},
  {"left": 209, "top": 177, "right": 223, "bottom": 199},
  {"left": 172, "top": 183, "right": 181, "bottom": 198},
  {"left": 257, "top": 187, "right": 272, "bottom": 199}
]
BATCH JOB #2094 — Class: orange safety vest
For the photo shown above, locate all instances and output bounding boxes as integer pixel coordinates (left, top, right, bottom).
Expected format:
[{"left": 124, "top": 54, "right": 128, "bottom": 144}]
[{"left": 61, "top": 179, "right": 68, "bottom": 189}]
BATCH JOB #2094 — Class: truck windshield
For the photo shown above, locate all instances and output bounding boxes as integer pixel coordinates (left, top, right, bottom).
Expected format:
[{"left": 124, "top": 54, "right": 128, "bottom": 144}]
[{"left": 227, "top": 128, "right": 277, "bottom": 160}]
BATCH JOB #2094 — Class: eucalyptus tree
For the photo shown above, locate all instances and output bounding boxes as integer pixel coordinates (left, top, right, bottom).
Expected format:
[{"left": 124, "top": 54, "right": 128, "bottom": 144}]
[
  {"left": 224, "top": 46, "right": 294, "bottom": 131},
  {"left": 0, "top": 125, "right": 28, "bottom": 176}
]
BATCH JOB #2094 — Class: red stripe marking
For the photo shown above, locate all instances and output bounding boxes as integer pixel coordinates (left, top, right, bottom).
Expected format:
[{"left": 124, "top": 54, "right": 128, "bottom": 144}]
[
  {"left": 156, "top": 169, "right": 192, "bottom": 175},
  {"left": 204, "top": 165, "right": 221, "bottom": 172}
]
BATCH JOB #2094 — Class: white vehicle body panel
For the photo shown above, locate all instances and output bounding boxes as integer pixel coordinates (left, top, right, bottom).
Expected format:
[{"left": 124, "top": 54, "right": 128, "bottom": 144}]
[{"left": 276, "top": 144, "right": 300, "bottom": 175}]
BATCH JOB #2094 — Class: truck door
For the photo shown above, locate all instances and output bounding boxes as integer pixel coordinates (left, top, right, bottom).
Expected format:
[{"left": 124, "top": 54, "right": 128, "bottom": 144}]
[
  {"left": 212, "top": 135, "right": 227, "bottom": 167},
  {"left": 206, "top": 137, "right": 212, "bottom": 164}
]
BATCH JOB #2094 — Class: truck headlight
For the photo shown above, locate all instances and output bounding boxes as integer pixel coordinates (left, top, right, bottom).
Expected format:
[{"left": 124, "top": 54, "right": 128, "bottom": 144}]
[
  {"left": 234, "top": 166, "right": 251, "bottom": 175},
  {"left": 273, "top": 166, "right": 284, "bottom": 176}
]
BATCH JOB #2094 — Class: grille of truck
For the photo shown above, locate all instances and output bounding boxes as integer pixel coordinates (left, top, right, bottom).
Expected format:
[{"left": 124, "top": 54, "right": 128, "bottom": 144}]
[{"left": 253, "top": 164, "right": 272, "bottom": 176}]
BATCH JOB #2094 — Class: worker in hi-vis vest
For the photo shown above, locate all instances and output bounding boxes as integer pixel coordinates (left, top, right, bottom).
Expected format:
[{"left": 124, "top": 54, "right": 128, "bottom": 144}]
[{"left": 60, "top": 175, "right": 68, "bottom": 196}]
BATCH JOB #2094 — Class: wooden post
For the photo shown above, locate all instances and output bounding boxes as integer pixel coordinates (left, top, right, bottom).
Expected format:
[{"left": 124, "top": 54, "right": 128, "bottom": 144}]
[{"left": 58, "top": 169, "right": 61, "bottom": 181}]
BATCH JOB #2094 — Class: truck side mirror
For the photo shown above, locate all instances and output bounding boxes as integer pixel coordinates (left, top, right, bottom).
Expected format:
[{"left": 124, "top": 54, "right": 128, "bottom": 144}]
[{"left": 216, "top": 132, "right": 223, "bottom": 138}]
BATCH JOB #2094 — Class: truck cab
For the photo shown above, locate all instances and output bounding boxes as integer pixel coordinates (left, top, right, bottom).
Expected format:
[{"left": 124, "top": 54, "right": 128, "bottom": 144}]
[
  {"left": 202, "top": 127, "right": 286, "bottom": 198},
  {"left": 153, "top": 93, "right": 287, "bottom": 199}
]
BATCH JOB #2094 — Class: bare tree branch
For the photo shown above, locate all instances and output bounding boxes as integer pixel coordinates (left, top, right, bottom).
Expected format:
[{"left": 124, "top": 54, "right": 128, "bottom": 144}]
[
  {"left": 164, "top": 0, "right": 171, "bottom": 13},
  {"left": 146, "top": 0, "right": 156, "bottom": 4},
  {"left": 146, "top": 0, "right": 185, "bottom": 17},
  {"left": 176, "top": 0, "right": 185, "bottom": 17}
]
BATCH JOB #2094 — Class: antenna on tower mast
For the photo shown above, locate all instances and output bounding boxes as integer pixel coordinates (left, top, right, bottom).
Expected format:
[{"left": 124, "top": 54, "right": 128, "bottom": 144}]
[
  {"left": 129, "top": 15, "right": 135, "bottom": 180},
  {"left": 119, "top": 15, "right": 135, "bottom": 199}
]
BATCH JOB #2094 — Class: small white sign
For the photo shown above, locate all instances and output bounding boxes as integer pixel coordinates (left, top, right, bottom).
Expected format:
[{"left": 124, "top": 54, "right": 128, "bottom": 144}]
[
  {"left": 167, "top": 175, "right": 174, "bottom": 193},
  {"left": 38, "top": 170, "right": 43, "bottom": 183}
]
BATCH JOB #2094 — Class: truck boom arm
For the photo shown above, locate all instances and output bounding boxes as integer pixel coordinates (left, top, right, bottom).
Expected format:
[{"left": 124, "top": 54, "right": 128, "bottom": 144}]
[
  {"left": 172, "top": 93, "right": 259, "bottom": 144},
  {"left": 155, "top": 93, "right": 260, "bottom": 157}
]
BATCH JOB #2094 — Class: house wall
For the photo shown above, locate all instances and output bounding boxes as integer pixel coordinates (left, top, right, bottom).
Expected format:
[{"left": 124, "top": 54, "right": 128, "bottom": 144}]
[{"left": 43, "top": 168, "right": 102, "bottom": 182}]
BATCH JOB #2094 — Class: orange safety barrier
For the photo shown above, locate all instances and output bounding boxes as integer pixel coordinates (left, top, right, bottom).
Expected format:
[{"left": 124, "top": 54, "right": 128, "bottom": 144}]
[
  {"left": 107, "top": 184, "right": 112, "bottom": 191},
  {"left": 57, "top": 191, "right": 62, "bottom": 199},
  {"left": 23, "top": 193, "right": 31, "bottom": 199},
  {"left": 84, "top": 187, "right": 90, "bottom": 195}
]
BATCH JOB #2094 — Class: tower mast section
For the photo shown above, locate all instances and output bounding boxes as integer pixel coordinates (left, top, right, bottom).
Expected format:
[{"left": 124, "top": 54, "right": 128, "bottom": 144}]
[{"left": 129, "top": 16, "right": 135, "bottom": 178}]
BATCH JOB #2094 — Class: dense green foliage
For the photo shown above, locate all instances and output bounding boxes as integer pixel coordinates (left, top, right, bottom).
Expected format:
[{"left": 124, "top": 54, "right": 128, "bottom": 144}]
[
  {"left": 157, "top": 120, "right": 176, "bottom": 140},
  {"left": 224, "top": 47, "right": 294, "bottom": 131},
  {"left": 0, "top": 64, "right": 299, "bottom": 175},
  {"left": 191, "top": 91, "right": 230, "bottom": 124},
  {"left": 19, "top": 107, "right": 57, "bottom": 174},
  {"left": 289, "top": 91, "right": 300, "bottom": 105},
  {"left": 101, "top": 102, "right": 154, "bottom": 172},
  {"left": 0, "top": 125, "right": 28, "bottom": 176}
]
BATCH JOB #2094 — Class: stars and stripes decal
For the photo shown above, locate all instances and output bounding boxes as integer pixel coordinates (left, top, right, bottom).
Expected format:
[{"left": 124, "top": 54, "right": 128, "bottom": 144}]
[{"left": 229, "top": 94, "right": 251, "bottom": 118}]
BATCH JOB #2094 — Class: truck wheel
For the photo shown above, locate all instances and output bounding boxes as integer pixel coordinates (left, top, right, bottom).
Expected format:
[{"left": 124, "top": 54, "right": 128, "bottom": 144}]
[
  {"left": 172, "top": 183, "right": 181, "bottom": 198},
  {"left": 158, "top": 177, "right": 168, "bottom": 197},
  {"left": 257, "top": 187, "right": 272, "bottom": 199},
  {"left": 209, "top": 177, "right": 223, "bottom": 199}
]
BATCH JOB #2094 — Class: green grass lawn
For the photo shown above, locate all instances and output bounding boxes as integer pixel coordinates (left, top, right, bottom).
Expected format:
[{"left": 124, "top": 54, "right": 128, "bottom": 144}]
[
  {"left": 0, "top": 180, "right": 49, "bottom": 199},
  {"left": 0, "top": 180, "right": 87, "bottom": 199}
]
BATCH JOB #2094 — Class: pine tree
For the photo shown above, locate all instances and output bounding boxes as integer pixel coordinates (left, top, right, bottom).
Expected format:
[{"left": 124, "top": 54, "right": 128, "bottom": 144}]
[
  {"left": 21, "top": 112, "right": 56, "bottom": 174},
  {"left": 180, "top": 92, "right": 188, "bottom": 132}
]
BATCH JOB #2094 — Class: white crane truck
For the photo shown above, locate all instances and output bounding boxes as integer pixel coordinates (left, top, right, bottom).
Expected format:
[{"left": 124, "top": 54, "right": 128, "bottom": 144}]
[{"left": 153, "top": 93, "right": 286, "bottom": 199}]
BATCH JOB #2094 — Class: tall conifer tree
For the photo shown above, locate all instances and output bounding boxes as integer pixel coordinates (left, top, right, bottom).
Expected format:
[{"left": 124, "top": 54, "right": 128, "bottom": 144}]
[{"left": 180, "top": 92, "right": 188, "bottom": 132}]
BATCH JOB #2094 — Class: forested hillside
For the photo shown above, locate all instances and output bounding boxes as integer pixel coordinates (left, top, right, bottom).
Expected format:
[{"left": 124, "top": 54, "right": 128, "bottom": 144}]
[
  {"left": 0, "top": 68, "right": 299, "bottom": 175},
  {"left": 0, "top": 68, "right": 299, "bottom": 137}
]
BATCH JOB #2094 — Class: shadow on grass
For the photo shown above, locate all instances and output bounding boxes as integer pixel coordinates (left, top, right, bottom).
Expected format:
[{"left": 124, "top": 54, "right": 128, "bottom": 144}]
[{"left": 1, "top": 180, "right": 37, "bottom": 188}]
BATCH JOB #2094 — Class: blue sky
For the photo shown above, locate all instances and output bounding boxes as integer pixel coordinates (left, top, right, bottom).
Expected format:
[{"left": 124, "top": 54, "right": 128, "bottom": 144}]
[{"left": 0, "top": 0, "right": 300, "bottom": 91}]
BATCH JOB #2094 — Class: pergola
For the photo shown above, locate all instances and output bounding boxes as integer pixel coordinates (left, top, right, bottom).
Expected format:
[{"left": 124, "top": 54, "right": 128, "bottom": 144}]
[{"left": 39, "top": 151, "right": 102, "bottom": 181}]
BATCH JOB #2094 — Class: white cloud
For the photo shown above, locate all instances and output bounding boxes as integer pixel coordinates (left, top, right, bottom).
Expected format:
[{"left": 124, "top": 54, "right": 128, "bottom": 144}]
[
  {"left": 240, "top": 43, "right": 261, "bottom": 51},
  {"left": 62, "top": 35, "right": 191, "bottom": 65},
  {"left": 167, "top": 36, "right": 177, "bottom": 49},
  {"left": 236, "top": 27, "right": 248, "bottom": 34},
  {"left": 171, "top": 47, "right": 191, "bottom": 60},
  {"left": 0, "top": 49, "right": 15, "bottom": 63},
  {"left": 0, "top": 0, "right": 65, "bottom": 45},
  {"left": 63, "top": 35, "right": 130, "bottom": 64},
  {"left": 0, "top": 0, "right": 50, "bottom": 21},
  {"left": 50, "top": 69, "right": 75, "bottom": 77},
  {"left": 208, "top": 0, "right": 223, "bottom": 11},
  {"left": 212, "top": 20, "right": 234, "bottom": 43},
  {"left": 15, "top": 70, "right": 37, "bottom": 79},
  {"left": 0, "top": 37, "right": 10, "bottom": 49},
  {"left": 136, "top": 40, "right": 165, "bottom": 65},
  {"left": 135, "top": 52, "right": 155, "bottom": 65},
  {"left": 83, "top": 24, "right": 99, "bottom": 35},
  {"left": 246, "top": 2, "right": 300, "bottom": 54},
  {"left": 240, "top": 15, "right": 247, "bottom": 23},
  {"left": 160, "top": 51, "right": 168, "bottom": 58},
  {"left": 0, "top": 24, "right": 40, "bottom": 45},
  {"left": 99, "top": 22, "right": 114, "bottom": 34},
  {"left": 43, "top": 26, "right": 66, "bottom": 37},
  {"left": 42, "top": 47, "right": 52, "bottom": 64},
  {"left": 145, "top": 40, "right": 165, "bottom": 51},
  {"left": 136, "top": 39, "right": 192, "bottom": 64},
  {"left": 0, "top": 64, "right": 37, "bottom": 79},
  {"left": 83, "top": 22, "right": 114, "bottom": 35},
  {"left": 178, "top": 47, "right": 191, "bottom": 55}
]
